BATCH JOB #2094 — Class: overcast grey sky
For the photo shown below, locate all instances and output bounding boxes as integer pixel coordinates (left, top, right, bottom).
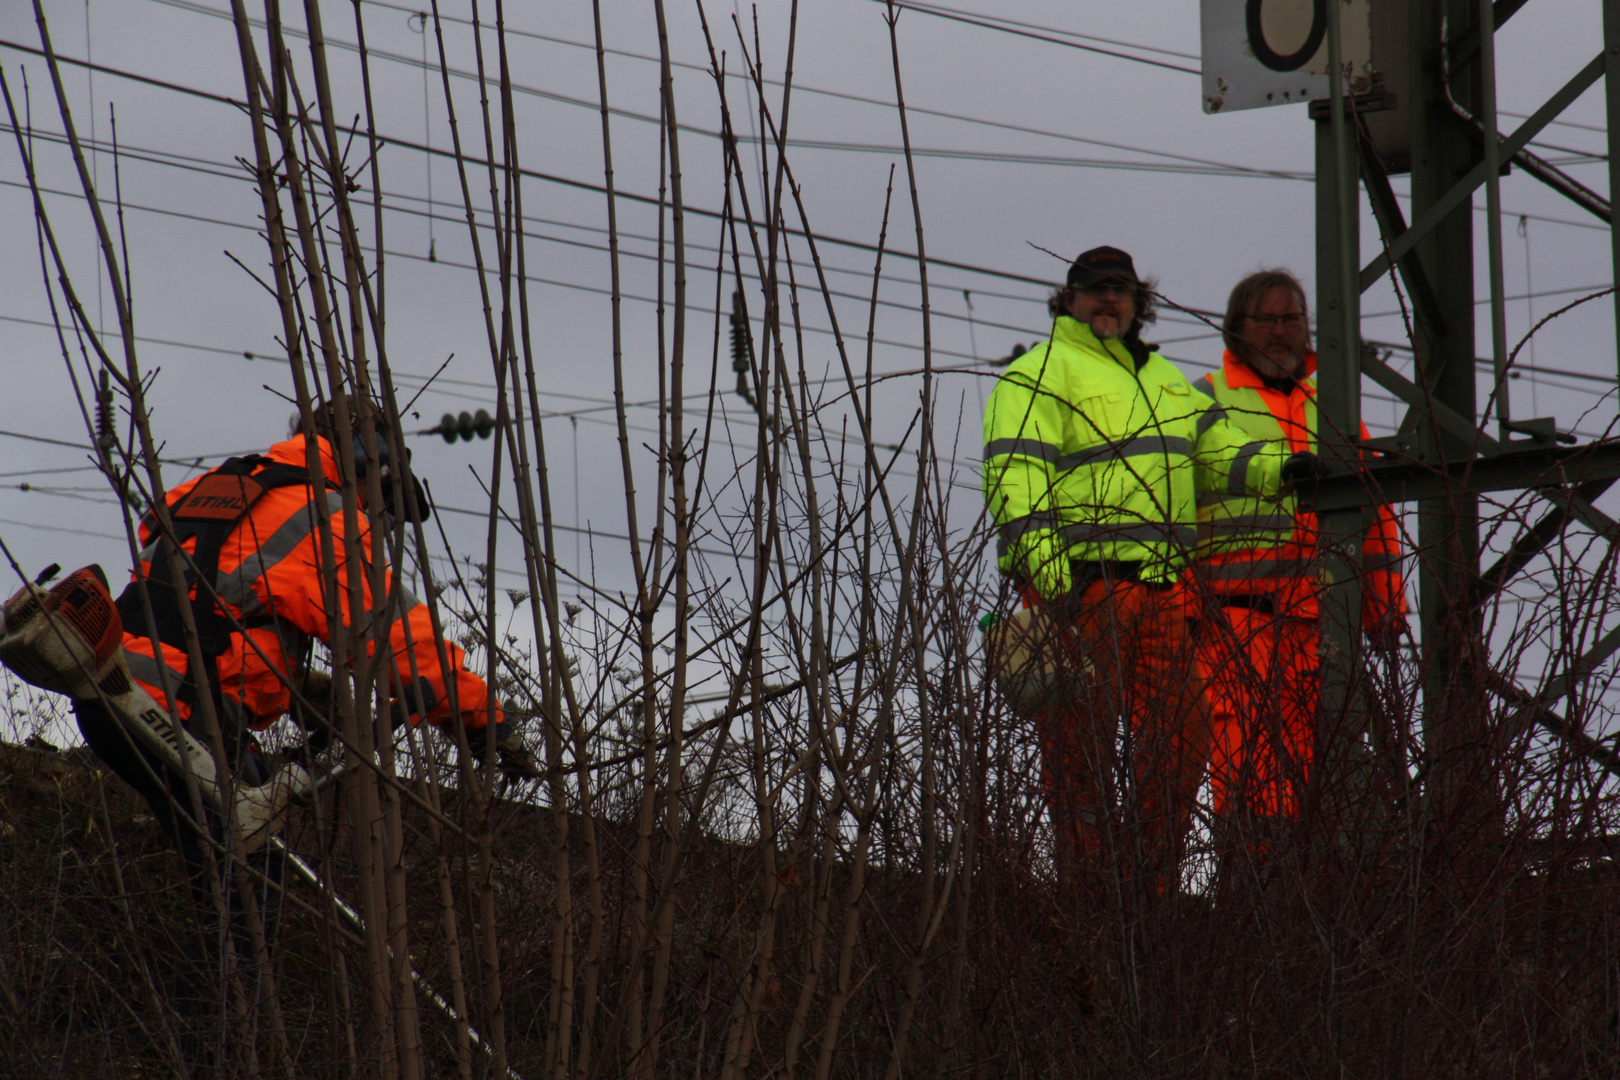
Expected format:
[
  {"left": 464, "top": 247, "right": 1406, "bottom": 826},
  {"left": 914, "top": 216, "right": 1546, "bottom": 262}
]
[{"left": 0, "top": 0, "right": 1613, "bottom": 615}]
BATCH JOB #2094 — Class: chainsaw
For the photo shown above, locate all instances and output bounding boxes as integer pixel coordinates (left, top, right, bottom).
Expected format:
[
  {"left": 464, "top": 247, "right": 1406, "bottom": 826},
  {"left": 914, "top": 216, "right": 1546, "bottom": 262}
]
[{"left": 0, "top": 564, "right": 336, "bottom": 851}]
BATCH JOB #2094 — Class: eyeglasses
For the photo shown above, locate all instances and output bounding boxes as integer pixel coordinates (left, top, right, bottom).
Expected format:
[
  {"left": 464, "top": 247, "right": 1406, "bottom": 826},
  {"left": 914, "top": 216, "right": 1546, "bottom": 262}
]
[
  {"left": 1246, "top": 313, "right": 1306, "bottom": 329},
  {"left": 1077, "top": 283, "right": 1134, "bottom": 298}
]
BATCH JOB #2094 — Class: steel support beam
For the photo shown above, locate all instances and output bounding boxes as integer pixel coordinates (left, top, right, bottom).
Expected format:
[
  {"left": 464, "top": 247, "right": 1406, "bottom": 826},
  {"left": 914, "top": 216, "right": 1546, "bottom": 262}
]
[
  {"left": 1313, "top": 440, "right": 1620, "bottom": 512},
  {"left": 1447, "top": 0, "right": 1533, "bottom": 61},
  {"left": 1357, "top": 129, "right": 1449, "bottom": 344},
  {"left": 1305, "top": 0, "right": 1620, "bottom": 857},
  {"left": 1360, "top": 346, "right": 1500, "bottom": 456},
  {"left": 1489, "top": 672, "right": 1620, "bottom": 781},
  {"left": 1360, "top": 50, "right": 1606, "bottom": 293},
  {"left": 1315, "top": 0, "right": 1367, "bottom": 765},
  {"left": 1407, "top": 0, "right": 1494, "bottom": 831},
  {"left": 1474, "top": 479, "right": 1618, "bottom": 605},
  {"left": 1605, "top": 0, "right": 1620, "bottom": 385}
]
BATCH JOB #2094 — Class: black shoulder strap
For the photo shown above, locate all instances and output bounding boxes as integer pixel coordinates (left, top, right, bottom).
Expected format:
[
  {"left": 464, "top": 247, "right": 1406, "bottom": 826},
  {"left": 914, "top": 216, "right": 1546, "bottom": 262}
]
[{"left": 115, "top": 456, "right": 312, "bottom": 712}]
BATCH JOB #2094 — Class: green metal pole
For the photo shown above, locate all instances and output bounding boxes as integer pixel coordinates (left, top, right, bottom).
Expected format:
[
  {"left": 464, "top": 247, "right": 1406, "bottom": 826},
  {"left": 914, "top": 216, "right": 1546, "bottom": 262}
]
[
  {"left": 1479, "top": 0, "right": 1512, "bottom": 436},
  {"left": 1410, "top": 0, "right": 1488, "bottom": 831},
  {"left": 1604, "top": 0, "right": 1620, "bottom": 385},
  {"left": 1315, "top": 0, "right": 1366, "bottom": 794}
]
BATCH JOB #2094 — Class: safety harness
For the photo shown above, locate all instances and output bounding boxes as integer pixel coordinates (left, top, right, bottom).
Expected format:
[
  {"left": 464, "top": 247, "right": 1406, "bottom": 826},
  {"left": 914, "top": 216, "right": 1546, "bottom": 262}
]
[{"left": 115, "top": 455, "right": 316, "bottom": 755}]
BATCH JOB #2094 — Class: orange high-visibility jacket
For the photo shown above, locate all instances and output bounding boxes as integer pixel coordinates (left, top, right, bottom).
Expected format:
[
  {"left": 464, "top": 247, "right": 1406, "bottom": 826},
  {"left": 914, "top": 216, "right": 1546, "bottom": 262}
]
[
  {"left": 121, "top": 433, "right": 497, "bottom": 731},
  {"left": 1194, "top": 350, "right": 1405, "bottom": 629}
]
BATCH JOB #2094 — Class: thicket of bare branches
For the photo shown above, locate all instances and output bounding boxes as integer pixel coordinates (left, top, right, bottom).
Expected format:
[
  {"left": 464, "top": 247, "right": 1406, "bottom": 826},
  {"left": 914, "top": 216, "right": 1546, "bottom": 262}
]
[{"left": 2, "top": 2, "right": 1619, "bottom": 1078}]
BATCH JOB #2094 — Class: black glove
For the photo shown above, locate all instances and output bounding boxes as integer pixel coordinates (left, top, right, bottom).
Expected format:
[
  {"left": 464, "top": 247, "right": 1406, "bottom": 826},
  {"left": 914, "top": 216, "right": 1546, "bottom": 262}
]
[
  {"left": 1280, "top": 451, "right": 1330, "bottom": 491},
  {"left": 465, "top": 724, "right": 542, "bottom": 781}
]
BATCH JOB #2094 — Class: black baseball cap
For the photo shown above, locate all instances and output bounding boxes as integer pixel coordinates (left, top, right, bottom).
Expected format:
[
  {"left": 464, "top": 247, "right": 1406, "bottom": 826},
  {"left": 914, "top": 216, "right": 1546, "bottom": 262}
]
[{"left": 1066, "top": 246, "right": 1139, "bottom": 290}]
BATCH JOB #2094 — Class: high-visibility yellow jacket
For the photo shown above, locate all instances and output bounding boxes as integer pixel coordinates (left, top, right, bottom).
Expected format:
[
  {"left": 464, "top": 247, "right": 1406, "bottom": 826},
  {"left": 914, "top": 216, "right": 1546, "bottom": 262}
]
[
  {"left": 1193, "top": 349, "right": 1405, "bottom": 627},
  {"left": 983, "top": 317, "right": 1284, "bottom": 585}
]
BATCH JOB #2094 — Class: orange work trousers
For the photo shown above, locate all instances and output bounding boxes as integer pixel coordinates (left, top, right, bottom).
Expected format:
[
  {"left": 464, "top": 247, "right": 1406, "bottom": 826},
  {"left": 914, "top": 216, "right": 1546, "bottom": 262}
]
[
  {"left": 1197, "top": 604, "right": 1319, "bottom": 820},
  {"left": 1035, "top": 576, "right": 1214, "bottom": 892}
]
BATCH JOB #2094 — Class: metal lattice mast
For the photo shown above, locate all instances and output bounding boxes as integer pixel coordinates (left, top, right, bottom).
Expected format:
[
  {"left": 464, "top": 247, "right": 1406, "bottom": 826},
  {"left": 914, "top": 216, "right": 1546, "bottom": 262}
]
[{"left": 1311, "top": 0, "right": 1620, "bottom": 823}]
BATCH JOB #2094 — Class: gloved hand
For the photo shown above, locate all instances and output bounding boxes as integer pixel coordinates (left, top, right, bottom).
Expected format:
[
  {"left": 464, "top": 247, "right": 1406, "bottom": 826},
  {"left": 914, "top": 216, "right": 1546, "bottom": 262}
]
[
  {"left": 1280, "top": 451, "right": 1331, "bottom": 492},
  {"left": 465, "top": 724, "right": 542, "bottom": 781},
  {"left": 1014, "top": 530, "right": 1072, "bottom": 601}
]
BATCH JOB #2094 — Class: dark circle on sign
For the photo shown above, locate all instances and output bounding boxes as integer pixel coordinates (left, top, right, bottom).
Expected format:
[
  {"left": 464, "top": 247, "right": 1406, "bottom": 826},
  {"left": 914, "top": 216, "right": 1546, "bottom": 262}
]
[{"left": 1246, "top": 0, "right": 1328, "bottom": 72}]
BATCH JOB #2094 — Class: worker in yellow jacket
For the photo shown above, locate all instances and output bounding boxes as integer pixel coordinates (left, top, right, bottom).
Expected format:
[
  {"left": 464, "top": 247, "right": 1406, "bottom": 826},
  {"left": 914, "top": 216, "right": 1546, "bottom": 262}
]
[{"left": 983, "top": 246, "right": 1319, "bottom": 893}]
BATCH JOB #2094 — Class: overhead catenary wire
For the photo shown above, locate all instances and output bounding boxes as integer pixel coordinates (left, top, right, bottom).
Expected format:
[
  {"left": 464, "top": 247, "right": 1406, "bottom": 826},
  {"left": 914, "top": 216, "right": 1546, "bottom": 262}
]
[
  {"left": 0, "top": 156, "right": 1059, "bottom": 342},
  {"left": 4, "top": 18, "right": 1611, "bottom": 475},
  {"left": 7, "top": 179, "right": 1609, "bottom": 452},
  {"left": 4, "top": 36, "right": 1605, "bottom": 323},
  {"left": 863, "top": 0, "right": 1200, "bottom": 74},
  {"left": 47, "top": 0, "right": 1322, "bottom": 191},
  {"left": 352, "top": 0, "right": 1234, "bottom": 168},
  {"left": 9, "top": 120, "right": 1610, "bottom": 373}
]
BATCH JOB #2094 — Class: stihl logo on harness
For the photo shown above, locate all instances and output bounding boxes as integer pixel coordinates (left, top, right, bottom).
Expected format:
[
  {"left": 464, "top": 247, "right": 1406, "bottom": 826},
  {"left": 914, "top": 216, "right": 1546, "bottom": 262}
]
[{"left": 173, "top": 474, "right": 266, "bottom": 521}]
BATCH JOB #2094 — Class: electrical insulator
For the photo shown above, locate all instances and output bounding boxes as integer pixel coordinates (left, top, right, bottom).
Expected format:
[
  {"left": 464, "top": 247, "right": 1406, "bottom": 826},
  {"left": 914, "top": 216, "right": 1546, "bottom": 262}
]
[
  {"left": 437, "top": 409, "right": 495, "bottom": 443},
  {"left": 95, "top": 369, "right": 116, "bottom": 455},
  {"left": 730, "top": 289, "right": 758, "bottom": 408},
  {"left": 730, "top": 289, "right": 750, "bottom": 375}
]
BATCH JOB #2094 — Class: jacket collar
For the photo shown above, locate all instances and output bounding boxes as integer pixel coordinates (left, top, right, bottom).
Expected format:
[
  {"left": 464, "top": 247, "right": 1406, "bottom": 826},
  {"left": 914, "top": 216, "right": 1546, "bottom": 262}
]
[
  {"left": 267, "top": 432, "right": 343, "bottom": 487},
  {"left": 1054, "top": 315, "right": 1147, "bottom": 371},
  {"left": 1221, "top": 348, "right": 1317, "bottom": 392}
]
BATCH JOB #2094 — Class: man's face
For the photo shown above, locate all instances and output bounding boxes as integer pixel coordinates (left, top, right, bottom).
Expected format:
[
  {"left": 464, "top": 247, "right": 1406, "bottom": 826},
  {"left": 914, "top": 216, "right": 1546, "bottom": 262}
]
[
  {"left": 1065, "top": 280, "right": 1136, "bottom": 341},
  {"left": 1238, "top": 286, "right": 1310, "bottom": 379}
]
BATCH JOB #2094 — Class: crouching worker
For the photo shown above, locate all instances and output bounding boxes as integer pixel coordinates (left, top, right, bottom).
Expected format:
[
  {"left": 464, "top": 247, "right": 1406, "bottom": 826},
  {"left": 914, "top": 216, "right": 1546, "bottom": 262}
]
[
  {"left": 983, "top": 246, "right": 1314, "bottom": 900},
  {"left": 2, "top": 400, "right": 534, "bottom": 1033}
]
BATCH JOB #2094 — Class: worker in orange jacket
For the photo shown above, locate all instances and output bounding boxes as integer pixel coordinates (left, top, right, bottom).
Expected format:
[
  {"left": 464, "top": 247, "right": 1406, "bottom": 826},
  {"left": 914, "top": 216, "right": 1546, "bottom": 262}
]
[
  {"left": 111, "top": 418, "right": 500, "bottom": 745},
  {"left": 73, "top": 401, "right": 526, "bottom": 1019},
  {"left": 1192, "top": 269, "right": 1405, "bottom": 842}
]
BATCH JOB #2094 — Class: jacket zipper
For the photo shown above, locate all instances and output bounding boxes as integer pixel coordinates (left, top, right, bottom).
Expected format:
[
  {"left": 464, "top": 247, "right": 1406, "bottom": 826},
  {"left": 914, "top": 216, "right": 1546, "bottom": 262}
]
[{"left": 1110, "top": 337, "right": 1175, "bottom": 565}]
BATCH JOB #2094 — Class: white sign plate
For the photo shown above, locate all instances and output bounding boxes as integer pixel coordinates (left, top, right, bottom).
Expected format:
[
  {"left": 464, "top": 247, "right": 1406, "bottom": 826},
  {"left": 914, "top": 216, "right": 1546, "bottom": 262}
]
[{"left": 1202, "top": 0, "right": 1371, "bottom": 114}]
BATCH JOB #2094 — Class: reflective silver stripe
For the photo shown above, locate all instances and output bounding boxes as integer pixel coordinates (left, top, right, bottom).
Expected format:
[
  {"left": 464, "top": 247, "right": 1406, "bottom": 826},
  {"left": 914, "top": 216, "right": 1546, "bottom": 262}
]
[
  {"left": 124, "top": 648, "right": 187, "bottom": 695},
  {"left": 1057, "top": 520, "right": 1197, "bottom": 548},
  {"left": 1196, "top": 404, "right": 1230, "bottom": 439},
  {"left": 1056, "top": 435, "right": 1193, "bottom": 472},
  {"left": 997, "top": 514, "right": 1060, "bottom": 548},
  {"left": 1227, "top": 441, "right": 1265, "bottom": 496},
  {"left": 216, "top": 504, "right": 322, "bottom": 614},
  {"left": 1198, "top": 557, "right": 1316, "bottom": 580},
  {"left": 984, "top": 438, "right": 1061, "bottom": 464},
  {"left": 1202, "top": 512, "right": 1293, "bottom": 534},
  {"left": 395, "top": 582, "right": 423, "bottom": 611}
]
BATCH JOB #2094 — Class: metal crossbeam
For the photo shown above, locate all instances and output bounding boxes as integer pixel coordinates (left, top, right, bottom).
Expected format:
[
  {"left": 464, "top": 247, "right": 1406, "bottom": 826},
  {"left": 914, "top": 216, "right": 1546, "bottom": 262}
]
[
  {"left": 1359, "top": 51, "right": 1607, "bottom": 293},
  {"left": 1510, "top": 143, "right": 1610, "bottom": 224},
  {"left": 1356, "top": 126, "right": 1448, "bottom": 340},
  {"left": 1605, "top": 0, "right": 1620, "bottom": 386},
  {"left": 1447, "top": 0, "right": 1533, "bottom": 60},
  {"left": 1489, "top": 670, "right": 1620, "bottom": 781},
  {"left": 1312, "top": 441, "right": 1620, "bottom": 512},
  {"left": 1474, "top": 478, "right": 1617, "bottom": 605},
  {"left": 1359, "top": 347, "right": 1500, "bottom": 455}
]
